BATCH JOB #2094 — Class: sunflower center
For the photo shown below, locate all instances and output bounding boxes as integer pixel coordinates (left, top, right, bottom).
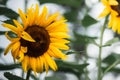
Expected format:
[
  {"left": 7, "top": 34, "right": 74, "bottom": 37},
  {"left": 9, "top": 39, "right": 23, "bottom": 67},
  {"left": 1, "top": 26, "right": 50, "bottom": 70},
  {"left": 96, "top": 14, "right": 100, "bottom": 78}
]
[
  {"left": 20, "top": 25, "right": 50, "bottom": 57},
  {"left": 111, "top": 0, "right": 120, "bottom": 16}
]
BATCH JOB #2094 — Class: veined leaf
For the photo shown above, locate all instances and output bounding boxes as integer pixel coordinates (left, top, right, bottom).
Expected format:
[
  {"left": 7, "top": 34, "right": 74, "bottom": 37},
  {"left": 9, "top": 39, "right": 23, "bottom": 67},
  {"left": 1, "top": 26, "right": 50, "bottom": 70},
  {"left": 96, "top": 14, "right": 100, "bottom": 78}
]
[
  {"left": 39, "top": 0, "right": 82, "bottom": 8},
  {"left": 103, "top": 53, "right": 120, "bottom": 65},
  {"left": 45, "top": 77, "right": 60, "bottom": 80},
  {"left": 0, "top": 0, "right": 8, "bottom": 5},
  {"left": 82, "top": 14, "right": 97, "bottom": 27},
  {"left": 0, "top": 7, "right": 19, "bottom": 19},
  {"left": 4, "top": 72, "right": 25, "bottom": 80},
  {"left": 3, "top": 19, "right": 15, "bottom": 25},
  {"left": 0, "top": 31, "right": 6, "bottom": 35},
  {"left": 64, "top": 10, "right": 78, "bottom": 22},
  {"left": 0, "top": 64, "right": 20, "bottom": 70},
  {"left": 0, "top": 48, "right": 4, "bottom": 56},
  {"left": 102, "top": 53, "right": 120, "bottom": 74},
  {"left": 56, "top": 60, "right": 88, "bottom": 76},
  {"left": 103, "top": 37, "right": 119, "bottom": 47}
]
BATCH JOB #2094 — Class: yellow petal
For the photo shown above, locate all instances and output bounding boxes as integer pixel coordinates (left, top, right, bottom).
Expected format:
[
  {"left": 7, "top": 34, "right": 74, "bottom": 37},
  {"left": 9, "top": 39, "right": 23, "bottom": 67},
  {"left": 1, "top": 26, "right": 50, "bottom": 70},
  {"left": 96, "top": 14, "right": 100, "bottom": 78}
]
[
  {"left": 112, "top": 17, "right": 118, "bottom": 32},
  {"left": 117, "top": 25, "right": 120, "bottom": 34},
  {"left": 36, "top": 57, "right": 42, "bottom": 72},
  {"left": 50, "top": 38, "right": 70, "bottom": 43},
  {"left": 27, "top": 7, "right": 34, "bottom": 26},
  {"left": 98, "top": 7, "right": 110, "bottom": 18},
  {"left": 22, "top": 56, "right": 29, "bottom": 72},
  {"left": 101, "top": 0, "right": 108, "bottom": 5},
  {"left": 17, "top": 51, "right": 24, "bottom": 62},
  {"left": 44, "top": 53, "right": 57, "bottom": 71},
  {"left": 49, "top": 32, "right": 70, "bottom": 39},
  {"left": 38, "top": 6, "right": 48, "bottom": 26},
  {"left": 45, "top": 12, "right": 59, "bottom": 26},
  {"left": 48, "top": 23, "right": 68, "bottom": 32},
  {"left": 11, "top": 46, "right": 20, "bottom": 62},
  {"left": 108, "top": 16, "right": 113, "bottom": 28},
  {"left": 2, "top": 23, "right": 18, "bottom": 34},
  {"left": 46, "top": 20, "right": 66, "bottom": 30},
  {"left": 51, "top": 43, "right": 69, "bottom": 50},
  {"left": 5, "top": 32, "right": 20, "bottom": 41},
  {"left": 30, "top": 57, "right": 37, "bottom": 74},
  {"left": 18, "top": 9, "right": 28, "bottom": 28},
  {"left": 21, "top": 31, "right": 35, "bottom": 42},
  {"left": 34, "top": 4, "right": 39, "bottom": 24},
  {"left": 47, "top": 49, "right": 59, "bottom": 58},
  {"left": 4, "top": 41, "right": 18, "bottom": 55},
  {"left": 41, "top": 56, "right": 49, "bottom": 73},
  {"left": 49, "top": 45, "right": 67, "bottom": 60},
  {"left": 35, "top": 4, "right": 39, "bottom": 17},
  {"left": 39, "top": 56, "right": 44, "bottom": 72},
  {"left": 109, "top": 0, "right": 118, "bottom": 5},
  {"left": 21, "top": 46, "right": 27, "bottom": 53},
  {"left": 13, "top": 20, "right": 23, "bottom": 31},
  {"left": 11, "top": 41, "right": 20, "bottom": 53}
]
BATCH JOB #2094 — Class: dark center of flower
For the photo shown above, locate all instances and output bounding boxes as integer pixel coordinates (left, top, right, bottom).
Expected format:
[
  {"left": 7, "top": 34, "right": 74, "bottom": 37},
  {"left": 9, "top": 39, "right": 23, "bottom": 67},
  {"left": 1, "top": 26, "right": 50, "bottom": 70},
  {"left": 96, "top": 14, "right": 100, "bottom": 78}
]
[
  {"left": 117, "top": 0, "right": 120, "bottom": 3},
  {"left": 20, "top": 25, "right": 50, "bottom": 57},
  {"left": 111, "top": 0, "right": 120, "bottom": 16}
]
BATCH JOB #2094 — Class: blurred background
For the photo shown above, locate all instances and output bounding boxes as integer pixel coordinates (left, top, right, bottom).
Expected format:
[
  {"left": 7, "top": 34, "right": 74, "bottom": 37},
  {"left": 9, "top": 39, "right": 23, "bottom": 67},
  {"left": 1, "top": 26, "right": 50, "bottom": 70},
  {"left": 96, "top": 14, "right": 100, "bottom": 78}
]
[{"left": 0, "top": 0, "right": 120, "bottom": 80}]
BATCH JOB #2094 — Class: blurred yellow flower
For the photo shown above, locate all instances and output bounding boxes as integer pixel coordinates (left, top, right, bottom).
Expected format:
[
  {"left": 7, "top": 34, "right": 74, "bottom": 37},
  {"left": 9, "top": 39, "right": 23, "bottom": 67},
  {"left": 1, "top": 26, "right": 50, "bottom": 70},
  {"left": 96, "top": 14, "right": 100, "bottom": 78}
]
[
  {"left": 2, "top": 4, "right": 70, "bottom": 74},
  {"left": 99, "top": 0, "right": 120, "bottom": 33}
]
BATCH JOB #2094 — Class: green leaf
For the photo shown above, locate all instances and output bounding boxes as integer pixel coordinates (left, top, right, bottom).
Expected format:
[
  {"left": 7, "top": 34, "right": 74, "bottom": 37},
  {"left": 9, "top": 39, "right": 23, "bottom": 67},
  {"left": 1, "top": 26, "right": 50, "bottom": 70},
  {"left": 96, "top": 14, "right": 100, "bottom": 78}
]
[
  {"left": 0, "top": 7, "right": 19, "bottom": 19},
  {"left": 102, "top": 67, "right": 120, "bottom": 73},
  {"left": 0, "top": 31, "right": 6, "bottom": 35},
  {"left": 45, "top": 77, "right": 60, "bottom": 80},
  {"left": 64, "top": 10, "right": 78, "bottom": 22},
  {"left": 0, "top": 48, "right": 4, "bottom": 53},
  {"left": 3, "top": 19, "right": 14, "bottom": 25},
  {"left": 4, "top": 72, "right": 25, "bottom": 80},
  {"left": 71, "top": 31, "right": 97, "bottom": 51},
  {"left": 0, "top": 48, "right": 4, "bottom": 56},
  {"left": 39, "top": 0, "right": 82, "bottom": 8},
  {"left": 102, "top": 53, "right": 120, "bottom": 74},
  {"left": 0, "top": 64, "right": 20, "bottom": 70},
  {"left": 0, "top": 0, "right": 8, "bottom": 5},
  {"left": 103, "top": 60, "right": 120, "bottom": 75},
  {"left": 65, "top": 50, "right": 85, "bottom": 55},
  {"left": 82, "top": 14, "right": 97, "bottom": 27},
  {"left": 31, "top": 74, "right": 39, "bottom": 80},
  {"left": 103, "top": 53, "right": 120, "bottom": 65},
  {"left": 72, "top": 31, "right": 97, "bottom": 45},
  {"left": 7, "top": 31, "right": 18, "bottom": 38},
  {"left": 65, "top": 50, "right": 77, "bottom": 55},
  {"left": 56, "top": 60, "right": 88, "bottom": 78},
  {"left": 103, "top": 37, "right": 119, "bottom": 47}
]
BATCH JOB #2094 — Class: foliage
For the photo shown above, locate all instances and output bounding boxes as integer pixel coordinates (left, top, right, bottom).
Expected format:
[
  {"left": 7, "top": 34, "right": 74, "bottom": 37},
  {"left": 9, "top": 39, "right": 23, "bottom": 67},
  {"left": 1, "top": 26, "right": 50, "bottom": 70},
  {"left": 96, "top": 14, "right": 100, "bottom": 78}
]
[
  {"left": 4, "top": 72, "right": 25, "bottom": 80},
  {"left": 0, "top": 7, "right": 19, "bottom": 19}
]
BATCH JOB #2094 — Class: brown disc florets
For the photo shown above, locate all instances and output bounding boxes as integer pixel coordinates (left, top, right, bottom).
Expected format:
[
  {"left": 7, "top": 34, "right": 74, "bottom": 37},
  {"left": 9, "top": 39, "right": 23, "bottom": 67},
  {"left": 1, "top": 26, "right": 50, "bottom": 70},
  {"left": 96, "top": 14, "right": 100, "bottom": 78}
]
[
  {"left": 111, "top": 0, "right": 120, "bottom": 16},
  {"left": 20, "top": 25, "right": 50, "bottom": 57}
]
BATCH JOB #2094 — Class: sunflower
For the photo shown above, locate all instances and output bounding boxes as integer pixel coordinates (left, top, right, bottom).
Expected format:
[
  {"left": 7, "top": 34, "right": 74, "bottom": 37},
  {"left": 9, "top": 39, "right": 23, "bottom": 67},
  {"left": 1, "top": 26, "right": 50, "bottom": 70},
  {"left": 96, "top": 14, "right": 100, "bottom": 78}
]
[
  {"left": 99, "top": 0, "right": 120, "bottom": 33},
  {"left": 2, "top": 4, "right": 70, "bottom": 74}
]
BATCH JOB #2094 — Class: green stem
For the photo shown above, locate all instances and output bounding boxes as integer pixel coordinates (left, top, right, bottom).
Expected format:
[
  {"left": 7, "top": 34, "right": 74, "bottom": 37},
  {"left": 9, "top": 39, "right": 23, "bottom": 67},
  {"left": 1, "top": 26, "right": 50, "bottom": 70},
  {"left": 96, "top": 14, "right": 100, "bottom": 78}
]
[
  {"left": 84, "top": 51, "right": 90, "bottom": 80},
  {"left": 21, "top": 70, "right": 24, "bottom": 78},
  {"left": 26, "top": 69, "right": 31, "bottom": 80},
  {"left": 97, "top": 17, "right": 108, "bottom": 80},
  {"left": 84, "top": 67, "right": 90, "bottom": 80},
  {"left": 25, "top": 0, "right": 28, "bottom": 12},
  {"left": 103, "top": 60, "right": 120, "bottom": 77}
]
